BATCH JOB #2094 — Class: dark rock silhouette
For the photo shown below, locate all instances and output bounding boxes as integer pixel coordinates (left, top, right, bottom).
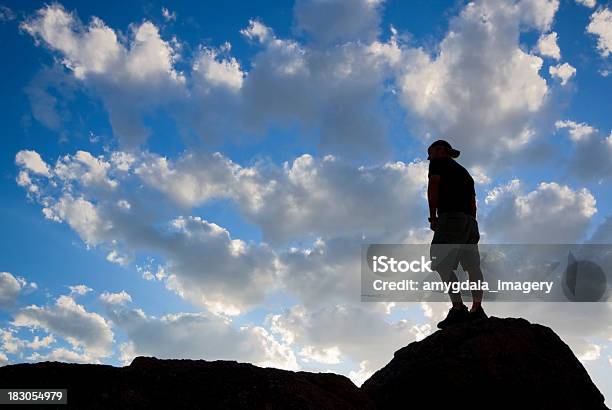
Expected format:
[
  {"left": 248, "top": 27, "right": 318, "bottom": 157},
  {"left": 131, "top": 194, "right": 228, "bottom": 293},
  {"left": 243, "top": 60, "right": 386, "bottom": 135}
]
[
  {"left": 0, "top": 357, "right": 373, "bottom": 409},
  {"left": 362, "top": 316, "right": 608, "bottom": 410},
  {"left": 0, "top": 317, "right": 607, "bottom": 409}
]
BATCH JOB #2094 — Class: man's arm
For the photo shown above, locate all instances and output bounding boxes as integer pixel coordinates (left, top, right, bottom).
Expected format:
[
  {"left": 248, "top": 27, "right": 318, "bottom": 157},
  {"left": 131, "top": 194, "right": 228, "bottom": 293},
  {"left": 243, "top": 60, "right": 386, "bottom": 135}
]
[
  {"left": 470, "top": 193, "right": 477, "bottom": 218},
  {"left": 427, "top": 175, "right": 440, "bottom": 230}
]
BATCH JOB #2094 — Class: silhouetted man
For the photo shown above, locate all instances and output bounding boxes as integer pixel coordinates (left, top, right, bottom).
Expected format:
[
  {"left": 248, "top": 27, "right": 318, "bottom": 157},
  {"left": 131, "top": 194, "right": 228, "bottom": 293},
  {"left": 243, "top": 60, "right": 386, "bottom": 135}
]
[{"left": 427, "top": 140, "right": 486, "bottom": 329}]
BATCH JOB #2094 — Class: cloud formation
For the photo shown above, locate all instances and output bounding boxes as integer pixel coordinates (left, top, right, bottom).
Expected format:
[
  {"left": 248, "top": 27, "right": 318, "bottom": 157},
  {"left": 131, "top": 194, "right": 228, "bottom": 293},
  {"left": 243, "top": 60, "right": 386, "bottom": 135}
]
[
  {"left": 483, "top": 179, "right": 596, "bottom": 242},
  {"left": 12, "top": 295, "right": 114, "bottom": 359},
  {"left": 396, "top": 0, "right": 558, "bottom": 168},
  {"left": 588, "top": 8, "right": 612, "bottom": 57}
]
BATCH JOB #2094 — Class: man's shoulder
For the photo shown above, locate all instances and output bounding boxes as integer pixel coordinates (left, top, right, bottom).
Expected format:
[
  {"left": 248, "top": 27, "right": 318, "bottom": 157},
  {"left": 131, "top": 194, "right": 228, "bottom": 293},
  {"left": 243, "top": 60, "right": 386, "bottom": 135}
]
[
  {"left": 428, "top": 157, "right": 449, "bottom": 176},
  {"left": 450, "top": 158, "right": 469, "bottom": 173}
]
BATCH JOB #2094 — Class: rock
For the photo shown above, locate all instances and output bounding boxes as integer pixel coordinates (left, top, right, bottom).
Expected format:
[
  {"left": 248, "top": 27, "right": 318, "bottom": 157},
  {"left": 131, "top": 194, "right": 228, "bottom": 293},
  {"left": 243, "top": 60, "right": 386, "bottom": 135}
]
[
  {"left": 0, "top": 317, "right": 606, "bottom": 409},
  {"left": 0, "top": 357, "right": 374, "bottom": 409},
  {"left": 361, "top": 316, "right": 608, "bottom": 410}
]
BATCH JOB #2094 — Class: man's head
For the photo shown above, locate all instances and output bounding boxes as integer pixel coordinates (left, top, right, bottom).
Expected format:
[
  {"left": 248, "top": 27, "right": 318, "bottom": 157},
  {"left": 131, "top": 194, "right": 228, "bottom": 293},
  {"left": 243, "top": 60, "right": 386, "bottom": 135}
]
[{"left": 427, "top": 140, "right": 460, "bottom": 160}]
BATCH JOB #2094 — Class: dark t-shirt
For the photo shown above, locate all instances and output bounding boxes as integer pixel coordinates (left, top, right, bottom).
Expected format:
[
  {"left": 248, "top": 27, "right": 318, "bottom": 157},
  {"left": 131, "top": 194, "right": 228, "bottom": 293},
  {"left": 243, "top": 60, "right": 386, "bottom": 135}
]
[{"left": 428, "top": 157, "right": 475, "bottom": 215}]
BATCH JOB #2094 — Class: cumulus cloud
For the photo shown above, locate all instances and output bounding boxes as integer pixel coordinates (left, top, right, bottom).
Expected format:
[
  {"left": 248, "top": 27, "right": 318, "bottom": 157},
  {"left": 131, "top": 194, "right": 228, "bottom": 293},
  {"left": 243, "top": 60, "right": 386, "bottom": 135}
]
[
  {"left": 28, "top": 347, "right": 100, "bottom": 364},
  {"left": 99, "top": 291, "right": 132, "bottom": 305},
  {"left": 293, "top": 0, "right": 382, "bottom": 46},
  {"left": 136, "top": 151, "right": 428, "bottom": 243},
  {"left": 587, "top": 8, "right": 612, "bottom": 57},
  {"left": 17, "top": 0, "right": 570, "bottom": 167},
  {"left": 555, "top": 119, "right": 596, "bottom": 141},
  {"left": 106, "top": 306, "right": 297, "bottom": 369},
  {"left": 69, "top": 284, "right": 92, "bottom": 296},
  {"left": 536, "top": 31, "right": 561, "bottom": 59},
  {"left": 42, "top": 194, "right": 112, "bottom": 246},
  {"left": 576, "top": 0, "right": 596, "bottom": 8},
  {"left": 15, "top": 150, "right": 283, "bottom": 316},
  {"left": 12, "top": 295, "right": 114, "bottom": 359},
  {"left": 0, "top": 272, "right": 24, "bottom": 310},
  {"left": 20, "top": 3, "right": 398, "bottom": 158},
  {"left": 269, "top": 303, "right": 426, "bottom": 383},
  {"left": 483, "top": 180, "right": 596, "bottom": 242},
  {"left": 15, "top": 148, "right": 431, "bottom": 315},
  {"left": 21, "top": 3, "right": 185, "bottom": 147},
  {"left": 549, "top": 62, "right": 576, "bottom": 85},
  {"left": 12, "top": 3, "right": 611, "bottom": 391},
  {"left": 396, "top": 0, "right": 557, "bottom": 169},
  {"left": 15, "top": 150, "right": 51, "bottom": 177},
  {"left": 238, "top": 18, "right": 396, "bottom": 159}
]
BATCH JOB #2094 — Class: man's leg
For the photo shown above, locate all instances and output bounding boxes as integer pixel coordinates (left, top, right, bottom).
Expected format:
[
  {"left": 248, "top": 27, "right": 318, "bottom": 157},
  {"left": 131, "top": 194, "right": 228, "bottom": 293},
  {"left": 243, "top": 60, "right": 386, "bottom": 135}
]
[
  {"left": 466, "top": 265, "right": 483, "bottom": 312},
  {"left": 463, "top": 217, "right": 483, "bottom": 312},
  {"left": 437, "top": 267, "right": 463, "bottom": 307},
  {"left": 435, "top": 266, "right": 469, "bottom": 329}
]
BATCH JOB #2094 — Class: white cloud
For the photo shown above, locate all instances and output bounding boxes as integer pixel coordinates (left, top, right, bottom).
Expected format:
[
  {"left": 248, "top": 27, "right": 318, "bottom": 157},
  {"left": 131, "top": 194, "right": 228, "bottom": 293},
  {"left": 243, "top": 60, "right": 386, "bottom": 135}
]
[
  {"left": 163, "top": 216, "right": 279, "bottom": 316},
  {"left": 348, "top": 360, "right": 374, "bottom": 387},
  {"left": 470, "top": 166, "right": 491, "bottom": 185},
  {"left": 106, "top": 250, "right": 128, "bottom": 266},
  {"left": 27, "top": 334, "right": 55, "bottom": 350},
  {"left": 587, "top": 8, "right": 612, "bottom": 57},
  {"left": 483, "top": 180, "right": 597, "bottom": 243},
  {"left": 518, "top": 0, "right": 560, "bottom": 31},
  {"left": 136, "top": 151, "right": 428, "bottom": 243},
  {"left": 193, "top": 46, "right": 244, "bottom": 91},
  {"left": 28, "top": 347, "right": 100, "bottom": 364},
  {"left": 0, "top": 272, "right": 24, "bottom": 310},
  {"left": 69, "top": 284, "right": 92, "bottom": 296},
  {"left": 12, "top": 295, "right": 114, "bottom": 359},
  {"left": 161, "top": 7, "right": 176, "bottom": 22},
  {"left": 1, "top": 329, "right": 26, "bottom": 354},
  {"left": 549, "top": 62, "right": 576, "bottom": 85},
  {"left": 54, "top": 151, "right": 118, "bottom": 190},
  {"left": 42, "top": 194, "right": 111, "bottom": 246},
  {"left": 578, "top": 342, "right": 602, "bottom": 361},
  {"left": 397, "top": 0, "right": 554, "bottom": 168},
  {"left": 240, "top": 19, "right": 273, "bottom": 44},
  {"left": 238, "top": 18, "right": 395, "bottom": 158},
  {"left": 21, "top": 4, "right": 398, "bottom": 158},
  {"left": 536, "top": 32, "right": 561, "bottom": 59},
  {"left": 99, "top": 291, "right": 132, "bottom": 305},
  {"left": 269, "top": 303, "right": 424, "bottom": 379},
  {"left": 13, "top": 148, "right": 425, "bottom": 316},
  {"left": 576, "top": 0, "right": 596, "bottom": 8},
  {"left": 15, "top": 150, "right": 51, "bottom": 177},
  {"left": 298, "top": 345, "right": 341, "bottom": 364},
  {"left": 107, "top": 306, "right": 297, "bottom": 369},
  {"left": 21, "top": 4, "right": 185, "bottom": 147},
  {"left": 1, "top": 330, "right": 56, "bottom": 355},
  {"left": 555, "top": 119, "right": 597, "bottom": 141}
]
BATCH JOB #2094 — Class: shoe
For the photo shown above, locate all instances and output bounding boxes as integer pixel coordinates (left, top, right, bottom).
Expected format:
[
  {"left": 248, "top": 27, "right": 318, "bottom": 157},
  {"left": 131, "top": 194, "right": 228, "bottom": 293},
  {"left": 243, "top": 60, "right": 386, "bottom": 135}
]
[
  {"left": 469, "top": 306, "right": 488, "bottom": 322},
  {"left": 437, "top": 305, "right": 469, "bottom": 329}
]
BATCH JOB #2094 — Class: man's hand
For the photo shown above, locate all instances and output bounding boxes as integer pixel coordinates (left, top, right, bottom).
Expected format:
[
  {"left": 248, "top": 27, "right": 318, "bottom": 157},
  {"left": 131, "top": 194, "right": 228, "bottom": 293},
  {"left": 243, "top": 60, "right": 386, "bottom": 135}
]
[{"left": 429, "top": 217, "right": 438, "bottom": 231}]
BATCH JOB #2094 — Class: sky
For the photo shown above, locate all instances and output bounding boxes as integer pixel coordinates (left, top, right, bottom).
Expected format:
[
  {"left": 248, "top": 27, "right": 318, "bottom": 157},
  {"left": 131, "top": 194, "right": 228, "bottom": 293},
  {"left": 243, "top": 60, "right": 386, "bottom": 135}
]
[{"left": 0, "top": 0, "right": 611, "bottom": 403}]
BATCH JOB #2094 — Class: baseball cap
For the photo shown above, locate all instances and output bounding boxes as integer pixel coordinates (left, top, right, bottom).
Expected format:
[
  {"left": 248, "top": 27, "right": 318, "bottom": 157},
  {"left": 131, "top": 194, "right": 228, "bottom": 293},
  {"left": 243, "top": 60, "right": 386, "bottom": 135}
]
[{"left": 427, "top": 139, "right": 460, "bottom": 160}]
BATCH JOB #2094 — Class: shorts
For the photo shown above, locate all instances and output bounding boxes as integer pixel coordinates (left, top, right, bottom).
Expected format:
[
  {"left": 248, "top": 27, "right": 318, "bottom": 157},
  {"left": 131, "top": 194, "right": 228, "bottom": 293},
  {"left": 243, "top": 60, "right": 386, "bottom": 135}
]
[{"left": 430, "top": 212, "right": 481, "bottom": 272}]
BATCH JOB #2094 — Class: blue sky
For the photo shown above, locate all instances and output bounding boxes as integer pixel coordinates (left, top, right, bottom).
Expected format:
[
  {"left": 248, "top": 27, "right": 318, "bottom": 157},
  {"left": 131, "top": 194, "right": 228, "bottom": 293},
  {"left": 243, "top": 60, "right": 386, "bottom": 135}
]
[{"left": 0, "top": 0, "right": 611, "bottom": 403}]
